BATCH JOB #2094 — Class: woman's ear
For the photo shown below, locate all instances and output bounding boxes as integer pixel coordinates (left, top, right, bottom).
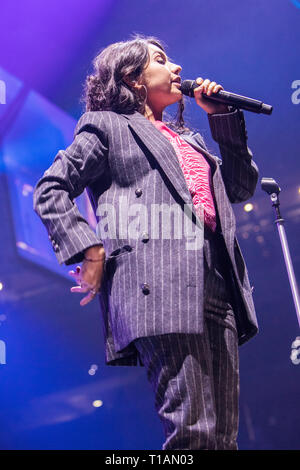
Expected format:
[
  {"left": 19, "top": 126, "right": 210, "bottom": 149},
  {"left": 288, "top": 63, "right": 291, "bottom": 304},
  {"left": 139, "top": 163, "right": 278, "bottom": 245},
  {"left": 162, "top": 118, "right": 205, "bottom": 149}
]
[{"left": 123, "top": 75, "right": 144, "bottom": 93}]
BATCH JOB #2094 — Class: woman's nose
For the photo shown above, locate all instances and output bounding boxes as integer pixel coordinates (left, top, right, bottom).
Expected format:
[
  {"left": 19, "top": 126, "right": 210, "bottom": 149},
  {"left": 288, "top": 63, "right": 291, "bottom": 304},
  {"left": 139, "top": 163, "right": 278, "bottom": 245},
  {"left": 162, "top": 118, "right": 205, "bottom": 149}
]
[{"left": 171, "top": 63, "right": 182, "bottom": 74}]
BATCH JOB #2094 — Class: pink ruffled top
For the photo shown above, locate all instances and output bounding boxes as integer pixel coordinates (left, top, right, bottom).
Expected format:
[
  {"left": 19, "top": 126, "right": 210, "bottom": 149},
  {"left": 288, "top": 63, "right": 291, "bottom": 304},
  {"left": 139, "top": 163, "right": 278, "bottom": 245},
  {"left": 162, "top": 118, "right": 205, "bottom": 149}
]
[{"left": 153, "top": 120, "right": 216, "bottom": 232}]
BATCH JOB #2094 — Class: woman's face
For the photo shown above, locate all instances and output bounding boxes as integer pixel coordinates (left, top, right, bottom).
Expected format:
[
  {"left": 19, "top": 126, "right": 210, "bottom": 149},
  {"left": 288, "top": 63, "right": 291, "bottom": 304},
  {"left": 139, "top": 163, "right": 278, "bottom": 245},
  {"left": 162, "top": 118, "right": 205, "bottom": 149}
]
[{"left": 139, "top": 43, "right": 182, "bottom": 113}]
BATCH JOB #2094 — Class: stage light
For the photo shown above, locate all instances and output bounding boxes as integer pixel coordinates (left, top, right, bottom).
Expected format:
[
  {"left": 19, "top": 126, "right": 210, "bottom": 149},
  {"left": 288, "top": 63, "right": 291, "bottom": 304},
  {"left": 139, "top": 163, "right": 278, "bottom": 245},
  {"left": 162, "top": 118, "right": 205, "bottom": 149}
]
[
  {"left": 0, "top": 282, "right": 3, "bottom": 291},
  {"left": 92, "top": 400, "right": 103, "bottom": 408},
  {"left": 88, "top": 364, "right": 98, "bottom": 375},
  {"left": 22, "top": 183, "right": 33, "bottom": 196},
  {"left": 244, "top": 203, "right": 254, "bottom": 212}
]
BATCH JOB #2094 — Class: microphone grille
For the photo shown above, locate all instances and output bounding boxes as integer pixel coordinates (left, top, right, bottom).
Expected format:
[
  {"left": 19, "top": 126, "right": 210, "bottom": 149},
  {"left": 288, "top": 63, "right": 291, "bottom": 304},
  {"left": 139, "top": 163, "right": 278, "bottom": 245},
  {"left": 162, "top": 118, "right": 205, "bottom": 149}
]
[{"left": 180, "top": 80, "right": 195, "bottom": 97}]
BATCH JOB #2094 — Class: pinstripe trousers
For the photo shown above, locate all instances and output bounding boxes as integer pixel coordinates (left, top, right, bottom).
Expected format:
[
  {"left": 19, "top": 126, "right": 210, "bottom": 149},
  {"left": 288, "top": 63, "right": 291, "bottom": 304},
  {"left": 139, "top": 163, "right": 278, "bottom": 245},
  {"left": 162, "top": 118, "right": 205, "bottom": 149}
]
[{"left": 134, "top": 229, "right": 239, "bottom": 450}]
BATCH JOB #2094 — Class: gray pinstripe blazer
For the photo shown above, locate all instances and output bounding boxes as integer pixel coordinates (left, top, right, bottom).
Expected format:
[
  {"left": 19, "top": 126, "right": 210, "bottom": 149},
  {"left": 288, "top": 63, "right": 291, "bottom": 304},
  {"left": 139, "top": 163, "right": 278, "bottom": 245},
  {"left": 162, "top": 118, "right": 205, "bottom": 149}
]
[{"left": 33, "top": 108, "right": 259, "bottom": 366}]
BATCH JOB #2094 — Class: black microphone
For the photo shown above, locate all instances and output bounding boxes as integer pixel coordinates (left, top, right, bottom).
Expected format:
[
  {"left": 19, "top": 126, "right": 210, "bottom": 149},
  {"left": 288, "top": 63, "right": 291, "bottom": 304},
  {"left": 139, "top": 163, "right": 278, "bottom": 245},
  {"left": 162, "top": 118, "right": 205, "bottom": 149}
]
[{"left": 180, "top": 79, "right": 273, "bottom": 115}]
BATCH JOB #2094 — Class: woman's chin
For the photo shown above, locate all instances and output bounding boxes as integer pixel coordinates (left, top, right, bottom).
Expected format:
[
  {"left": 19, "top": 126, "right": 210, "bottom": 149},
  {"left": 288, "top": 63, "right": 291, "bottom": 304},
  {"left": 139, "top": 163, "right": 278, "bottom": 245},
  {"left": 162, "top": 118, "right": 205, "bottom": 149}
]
[{"left": 170, "top": 91, "right": 182, "bottom": 104}]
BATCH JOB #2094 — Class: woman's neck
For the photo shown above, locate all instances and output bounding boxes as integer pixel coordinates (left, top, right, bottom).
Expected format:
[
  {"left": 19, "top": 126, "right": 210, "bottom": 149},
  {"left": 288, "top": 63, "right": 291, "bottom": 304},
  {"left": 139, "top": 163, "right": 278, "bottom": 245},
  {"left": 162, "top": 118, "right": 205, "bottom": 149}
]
[{"left": 144, "top": 104, "right": 162, "bottom": 122}]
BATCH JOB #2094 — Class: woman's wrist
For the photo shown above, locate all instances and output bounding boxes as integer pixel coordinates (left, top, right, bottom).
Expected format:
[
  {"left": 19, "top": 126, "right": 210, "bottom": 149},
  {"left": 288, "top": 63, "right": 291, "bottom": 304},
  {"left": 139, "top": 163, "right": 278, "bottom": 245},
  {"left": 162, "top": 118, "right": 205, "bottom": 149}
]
[
  {"left": 208, "top": 104, "right": 231, "bottom": 115},
  {"left": 84, "top": 244, "right": 105, "bottom": 261}
]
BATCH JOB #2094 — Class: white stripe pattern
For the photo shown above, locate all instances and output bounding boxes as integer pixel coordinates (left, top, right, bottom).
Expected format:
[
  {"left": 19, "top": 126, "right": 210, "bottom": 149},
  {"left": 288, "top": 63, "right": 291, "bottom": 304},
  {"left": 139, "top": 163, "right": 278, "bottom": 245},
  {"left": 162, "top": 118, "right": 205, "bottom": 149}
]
[{"left": 33, "top": 108, "right": 259, "bottom": 368}]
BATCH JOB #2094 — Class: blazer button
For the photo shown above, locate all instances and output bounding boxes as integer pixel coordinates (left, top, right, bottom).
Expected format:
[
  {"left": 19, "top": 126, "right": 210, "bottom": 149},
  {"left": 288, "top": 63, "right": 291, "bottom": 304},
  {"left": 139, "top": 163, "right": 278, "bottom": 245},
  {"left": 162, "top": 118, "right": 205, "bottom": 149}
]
[
  {"left": 54, "top": 244, "right": 59, "bottom": 252},
  {"left": 141, "top": 283, "right": 150, "bottom": 295},
  {"left": 135, "top": 188, "right": 143, "bottom": 197},
  {"left": 141, "top": 232, "right": 149, "bottom": 243}
]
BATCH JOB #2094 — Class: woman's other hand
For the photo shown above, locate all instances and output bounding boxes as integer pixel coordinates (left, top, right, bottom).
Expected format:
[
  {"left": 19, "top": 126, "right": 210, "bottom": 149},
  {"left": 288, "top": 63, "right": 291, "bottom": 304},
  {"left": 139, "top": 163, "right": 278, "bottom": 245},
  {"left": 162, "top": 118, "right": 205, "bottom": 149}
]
[
  {"left": 68, "top": 245, "right": 105, "bottom": 306},
  {"left": 193, "top": 77, "right": 230, "bottom": 115}
]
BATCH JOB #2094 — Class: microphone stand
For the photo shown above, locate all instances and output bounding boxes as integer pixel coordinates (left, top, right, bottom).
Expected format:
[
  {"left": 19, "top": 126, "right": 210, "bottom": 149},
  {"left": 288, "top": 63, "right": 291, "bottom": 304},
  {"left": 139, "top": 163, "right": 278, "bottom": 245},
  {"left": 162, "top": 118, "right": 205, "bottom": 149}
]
[{"left": 261, "top": 177, "right": 300, "bottom": 328}]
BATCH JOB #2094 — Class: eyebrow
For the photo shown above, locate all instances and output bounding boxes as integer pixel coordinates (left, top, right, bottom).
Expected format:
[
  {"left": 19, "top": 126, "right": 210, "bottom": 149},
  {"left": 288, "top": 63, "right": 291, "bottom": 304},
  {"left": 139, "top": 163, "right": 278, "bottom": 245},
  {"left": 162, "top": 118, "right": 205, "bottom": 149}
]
[{"left": 153, "top": 50, "right": 173, "bottom": 62}]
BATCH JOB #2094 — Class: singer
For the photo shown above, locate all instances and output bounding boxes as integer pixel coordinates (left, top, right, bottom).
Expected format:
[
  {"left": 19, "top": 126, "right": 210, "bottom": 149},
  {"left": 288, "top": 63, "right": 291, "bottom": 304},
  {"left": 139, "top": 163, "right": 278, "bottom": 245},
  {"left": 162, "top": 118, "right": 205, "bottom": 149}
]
[{"left": 33, "top": 34, "right": 259, "bottom": 450}]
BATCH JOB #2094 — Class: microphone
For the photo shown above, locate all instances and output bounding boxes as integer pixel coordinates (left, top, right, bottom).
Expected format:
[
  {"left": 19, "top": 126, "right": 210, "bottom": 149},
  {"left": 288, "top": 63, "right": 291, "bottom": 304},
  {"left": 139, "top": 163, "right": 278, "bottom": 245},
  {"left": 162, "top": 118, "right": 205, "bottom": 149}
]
[{"left": 180, "top": 80, "right": 273, "bottom": 115}]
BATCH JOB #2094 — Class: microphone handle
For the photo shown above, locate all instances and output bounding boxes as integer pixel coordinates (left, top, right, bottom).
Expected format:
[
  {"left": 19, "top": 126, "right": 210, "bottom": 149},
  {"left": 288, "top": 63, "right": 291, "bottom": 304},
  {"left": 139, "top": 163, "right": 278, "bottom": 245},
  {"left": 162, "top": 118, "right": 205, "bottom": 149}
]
[{"left": 201, "top": 89, "right": 273, "bottom": 115}]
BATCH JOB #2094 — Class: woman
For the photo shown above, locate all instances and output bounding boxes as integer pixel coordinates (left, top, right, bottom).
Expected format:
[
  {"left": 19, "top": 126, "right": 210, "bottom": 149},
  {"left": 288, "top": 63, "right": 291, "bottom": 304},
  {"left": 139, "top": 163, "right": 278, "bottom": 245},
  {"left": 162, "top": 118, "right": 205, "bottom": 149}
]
[{"left": 33, "top": 34, "right": 259, "bottom": 450}]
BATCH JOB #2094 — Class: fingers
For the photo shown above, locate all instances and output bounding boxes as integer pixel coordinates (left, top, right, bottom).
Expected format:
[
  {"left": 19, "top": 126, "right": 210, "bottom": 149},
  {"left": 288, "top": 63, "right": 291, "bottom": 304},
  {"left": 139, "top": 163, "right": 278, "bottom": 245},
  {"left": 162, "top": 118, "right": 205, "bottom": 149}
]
[
  {"left": 68, "top": 266, "right": 81, "bottom": 274},
  {"left": 79, "top": 290, "right": 98, "bottom": 307},
  {"left": 70, "top": 274, "right": 93, "bottom": 292},
  {"left": 70, "top": 283, "right": 99, "bottom": 306},
  {"left": 68, "top": 266, "right": 81, "bottom": 280},
  {"left": 70, "top": 285, "right": 90, "bottom": 293},
  {"left": 69, "top": 269, "right": 100, "bottom": 306},
  {"left": 68, "top": 265, "right": 101, "bottom": 306},
  {"left": 195, "top": 77, "right": 223, "bottom": 96}
]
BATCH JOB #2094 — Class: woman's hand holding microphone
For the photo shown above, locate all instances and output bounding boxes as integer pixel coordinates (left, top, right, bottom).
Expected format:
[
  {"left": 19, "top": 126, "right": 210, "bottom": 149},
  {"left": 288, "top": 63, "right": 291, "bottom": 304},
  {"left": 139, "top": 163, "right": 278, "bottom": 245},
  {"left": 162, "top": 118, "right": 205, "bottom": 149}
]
[{"left": 193, "top": 77, "right": 230, "bottom": 115}]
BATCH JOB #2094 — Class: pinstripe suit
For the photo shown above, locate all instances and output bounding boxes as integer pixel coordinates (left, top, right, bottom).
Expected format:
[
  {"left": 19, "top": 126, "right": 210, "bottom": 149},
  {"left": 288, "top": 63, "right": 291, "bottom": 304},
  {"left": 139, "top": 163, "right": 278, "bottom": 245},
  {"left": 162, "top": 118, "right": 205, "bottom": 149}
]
[
  {"left": 134, "top": 229, "right": 240, "bottom": 449},
  {"left": 33, "top": 107, "right": 258, "bottom": 368},
  {"left": 33, "top": 107, "right": 259, "bottom": 449}
]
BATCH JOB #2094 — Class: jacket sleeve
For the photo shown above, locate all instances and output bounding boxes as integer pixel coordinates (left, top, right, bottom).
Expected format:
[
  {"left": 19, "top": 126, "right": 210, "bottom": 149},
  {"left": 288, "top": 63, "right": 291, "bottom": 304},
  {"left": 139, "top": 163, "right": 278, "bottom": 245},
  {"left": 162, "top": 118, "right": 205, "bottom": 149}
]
[
  {"left": 207, "top": 108, "right": 259, "bottom": 203},
  {"left": 33, "top": 112, "right": 109, "bottom": 266}
]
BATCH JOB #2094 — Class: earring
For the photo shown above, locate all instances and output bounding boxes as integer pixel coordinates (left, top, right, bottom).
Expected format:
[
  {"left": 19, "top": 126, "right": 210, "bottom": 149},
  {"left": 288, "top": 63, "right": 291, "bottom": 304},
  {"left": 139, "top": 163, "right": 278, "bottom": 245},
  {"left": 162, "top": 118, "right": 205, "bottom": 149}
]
[{"left": 139, "top": 84, "right": 148, "bottom": 103}]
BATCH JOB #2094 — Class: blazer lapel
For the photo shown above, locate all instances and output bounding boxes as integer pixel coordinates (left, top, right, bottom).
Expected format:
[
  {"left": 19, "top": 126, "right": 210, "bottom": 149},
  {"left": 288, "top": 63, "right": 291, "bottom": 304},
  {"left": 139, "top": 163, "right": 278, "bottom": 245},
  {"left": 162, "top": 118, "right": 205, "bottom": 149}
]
[
  {"left": 122, "top": 111, "right": 196, "bottom": 209},
  {"left": 121, "top": 111, "right": 224, "bottom": 229}
]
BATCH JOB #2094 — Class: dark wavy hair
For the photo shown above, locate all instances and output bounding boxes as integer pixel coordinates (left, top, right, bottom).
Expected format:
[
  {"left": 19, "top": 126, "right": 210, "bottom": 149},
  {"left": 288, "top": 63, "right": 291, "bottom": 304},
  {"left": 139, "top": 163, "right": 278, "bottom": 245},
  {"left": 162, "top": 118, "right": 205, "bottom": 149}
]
[{"left": 81, "top": 33, "right": 193, "bottom": 134}]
